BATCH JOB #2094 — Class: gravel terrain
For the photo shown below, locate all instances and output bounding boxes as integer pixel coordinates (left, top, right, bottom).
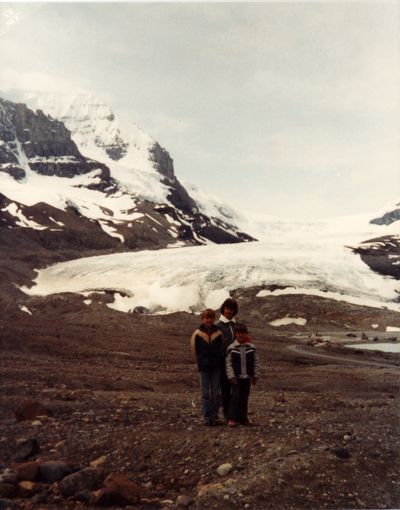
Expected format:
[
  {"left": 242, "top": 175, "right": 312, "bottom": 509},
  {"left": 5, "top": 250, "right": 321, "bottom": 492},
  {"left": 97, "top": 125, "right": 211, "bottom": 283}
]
[{"left": 1, "top": 295, "right": 399, "bottom": 510}]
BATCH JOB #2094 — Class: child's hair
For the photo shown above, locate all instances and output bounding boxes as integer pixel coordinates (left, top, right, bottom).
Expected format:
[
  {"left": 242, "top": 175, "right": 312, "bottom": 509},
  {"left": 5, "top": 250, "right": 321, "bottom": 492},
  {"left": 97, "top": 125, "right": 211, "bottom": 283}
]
[
  {"left": 220, "top": 298, "right": 238, "bottom": 316},
  {"left": 235, "top": 323, "right": 248, "bottom": 334},
  {"left": 201, "top": 308, "right": 216, "bottom": 320}
]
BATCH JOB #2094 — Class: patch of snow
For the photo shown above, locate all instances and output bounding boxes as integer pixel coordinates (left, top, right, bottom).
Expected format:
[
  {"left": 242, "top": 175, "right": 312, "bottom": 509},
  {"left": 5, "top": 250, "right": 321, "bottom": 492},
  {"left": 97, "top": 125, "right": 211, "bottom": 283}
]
[
  {"left": 0, "top": 166, "right": 143, "bottom": 226},
  {"left": 19, "top": 305, "right": 32, "bottom": 315},
  {"left": 49, "top": 216, "right": 64, "bottom": 227},
  {"left": 3, "top": 202, "right": 47, "bottom": 230},
  {"left": 98, "top": 220, "right": 124, "bottom": 243},
  {"left": 257, "top": 286, "right": 399, "bottom": 312},
  {"left": 269, "top": 317, "right": 307, "bottom": 327}
]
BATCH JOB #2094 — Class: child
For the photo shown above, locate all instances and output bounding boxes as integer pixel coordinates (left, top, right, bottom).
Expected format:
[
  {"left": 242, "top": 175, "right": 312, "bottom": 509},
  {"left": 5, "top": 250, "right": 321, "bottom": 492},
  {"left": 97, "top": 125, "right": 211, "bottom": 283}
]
[
  {"left": 216, "top": 298, "right": 239, "bottom": 421},
  {"left": 225, "top": 323, "right": 259, "bottom": 427},
  {"left": 190, "top": 309, "right": 224, "bottom": 426}
]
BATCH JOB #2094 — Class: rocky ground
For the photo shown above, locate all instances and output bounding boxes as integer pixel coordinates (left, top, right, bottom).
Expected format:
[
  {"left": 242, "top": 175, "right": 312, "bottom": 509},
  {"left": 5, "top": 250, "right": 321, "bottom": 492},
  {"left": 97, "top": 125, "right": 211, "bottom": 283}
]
[{"left": 1, "top": 292, "right": 399, "bottom": 510}]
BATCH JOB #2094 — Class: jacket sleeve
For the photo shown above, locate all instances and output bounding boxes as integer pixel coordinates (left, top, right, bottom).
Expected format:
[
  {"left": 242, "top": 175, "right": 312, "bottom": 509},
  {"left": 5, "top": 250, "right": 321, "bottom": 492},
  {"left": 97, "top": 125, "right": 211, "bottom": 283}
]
[
  {"left": 190, "top": 331, "right": 197, "bottom": 362},
  {"left": 225, "top": 346, "right": 235, "bottom": 380},
  {"left": 253, "top": 347, "right": 259, "bottom": 378}
]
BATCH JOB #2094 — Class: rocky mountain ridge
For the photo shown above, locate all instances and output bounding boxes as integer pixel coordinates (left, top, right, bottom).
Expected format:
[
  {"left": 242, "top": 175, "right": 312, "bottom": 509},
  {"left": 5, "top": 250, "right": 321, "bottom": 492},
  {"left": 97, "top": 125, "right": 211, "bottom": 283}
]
[{"left": 0, "top": 95, "right": 254, "bottom": 256}]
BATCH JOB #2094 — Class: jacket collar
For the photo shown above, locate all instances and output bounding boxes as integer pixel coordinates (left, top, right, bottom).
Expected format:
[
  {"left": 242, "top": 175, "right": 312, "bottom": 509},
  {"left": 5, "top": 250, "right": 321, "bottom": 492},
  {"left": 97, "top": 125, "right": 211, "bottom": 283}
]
[
  {"left": 218, "top": 314, "right": 237, "bottom": 324},
  {"left": 199, "top": 323, "right": 219, "bottom": 334}
]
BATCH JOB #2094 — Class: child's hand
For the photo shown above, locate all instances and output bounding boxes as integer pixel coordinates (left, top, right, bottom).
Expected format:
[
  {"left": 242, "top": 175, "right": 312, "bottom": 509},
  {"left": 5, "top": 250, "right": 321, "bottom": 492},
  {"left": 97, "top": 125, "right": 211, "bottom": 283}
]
[
  {"left": 230, "top": 377, "right": 238, "bottom": 385},
  {"left": 252, "top": 377, "right": 257, "bottom": 385}
]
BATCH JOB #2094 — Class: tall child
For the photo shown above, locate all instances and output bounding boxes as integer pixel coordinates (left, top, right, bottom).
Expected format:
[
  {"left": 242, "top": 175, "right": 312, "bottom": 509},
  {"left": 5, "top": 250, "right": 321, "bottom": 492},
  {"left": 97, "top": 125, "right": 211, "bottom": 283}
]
[
  {"left": 191, "top": 309, "right": 224, "bottom": 426},
  {"left": 216, "top": 298, "right": 239, "bottom": 420},
  {"left": 225, "top": 323, "right": 259, "bottom": 427}
]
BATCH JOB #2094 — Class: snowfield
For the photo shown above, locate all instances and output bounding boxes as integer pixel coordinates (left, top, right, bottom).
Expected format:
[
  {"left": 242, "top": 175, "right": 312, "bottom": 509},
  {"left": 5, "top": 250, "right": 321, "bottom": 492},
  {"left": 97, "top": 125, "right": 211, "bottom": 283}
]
[{"left": 22, "top": 233, "right": 400, "bottom": 314}]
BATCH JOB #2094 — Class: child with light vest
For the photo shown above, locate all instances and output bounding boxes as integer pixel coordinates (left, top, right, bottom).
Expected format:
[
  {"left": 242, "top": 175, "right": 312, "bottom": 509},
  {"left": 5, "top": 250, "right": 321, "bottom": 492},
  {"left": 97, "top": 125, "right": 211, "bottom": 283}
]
[{"left": 190, "top": 308, "right": 224, "bottom": 426}]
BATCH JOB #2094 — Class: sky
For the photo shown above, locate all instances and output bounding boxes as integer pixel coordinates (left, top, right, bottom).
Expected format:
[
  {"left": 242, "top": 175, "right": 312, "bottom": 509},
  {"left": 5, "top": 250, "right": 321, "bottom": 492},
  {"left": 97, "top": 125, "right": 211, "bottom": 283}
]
[{"left": 0, "top": 2, "right": 399, "bottom": 220}]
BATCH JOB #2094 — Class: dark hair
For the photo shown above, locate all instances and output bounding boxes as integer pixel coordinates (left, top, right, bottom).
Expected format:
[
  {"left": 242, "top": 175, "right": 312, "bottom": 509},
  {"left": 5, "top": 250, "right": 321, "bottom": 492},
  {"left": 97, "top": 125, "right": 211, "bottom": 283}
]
[
  {"left": 201, "top": 308, "right": 215, "bottom": 320},
  {"left": 220, "top": 298, "right": 238, "bottom": 316},
  {"left": 235, "top": 323, "right": 248, "bottom": 334}
]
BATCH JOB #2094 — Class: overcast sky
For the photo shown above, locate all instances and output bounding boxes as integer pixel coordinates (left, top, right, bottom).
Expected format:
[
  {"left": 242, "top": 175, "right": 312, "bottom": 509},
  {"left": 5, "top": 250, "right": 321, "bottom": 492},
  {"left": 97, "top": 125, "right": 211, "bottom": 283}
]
[{"left": 1, "top": 2, "right": 399, "bottom": 220}]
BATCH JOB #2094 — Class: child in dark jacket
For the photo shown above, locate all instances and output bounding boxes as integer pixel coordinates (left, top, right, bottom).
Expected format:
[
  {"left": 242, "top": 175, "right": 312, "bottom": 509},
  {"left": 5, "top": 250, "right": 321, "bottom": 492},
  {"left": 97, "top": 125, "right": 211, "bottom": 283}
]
[
  {"left": 191, "top": 309, "right": 224, "bottom": 426},
  {"left": 216, "top": 298, "right": 239, "bottom": 420},
  {"left": 225, "top": 323, "right": 259, "bottom": 427}
]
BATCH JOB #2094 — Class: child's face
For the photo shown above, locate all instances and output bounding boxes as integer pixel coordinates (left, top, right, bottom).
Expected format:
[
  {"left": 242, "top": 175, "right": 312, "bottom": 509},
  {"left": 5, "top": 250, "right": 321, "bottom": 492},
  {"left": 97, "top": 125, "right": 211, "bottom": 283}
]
[
  {"left": 202, "top": 315, "right": 214, "bottom": 328},
  {"left": 236, "top": 331, "right": 247, "bottom": 343},
  {"left": 223, "top": 307, "right": 235, "bottom": 320}
]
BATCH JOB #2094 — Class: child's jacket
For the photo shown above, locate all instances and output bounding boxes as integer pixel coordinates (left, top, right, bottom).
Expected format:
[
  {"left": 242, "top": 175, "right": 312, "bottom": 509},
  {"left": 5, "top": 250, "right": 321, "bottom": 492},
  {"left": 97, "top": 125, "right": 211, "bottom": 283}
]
[
  {"left": 216, "top": 315, "right": 237, "bottom": 355},
  {"left": 226, "top": 339, "right": 259, "bottom": 380},
  {"left": 191, "top": 324, "right": 223, "bottom": 372}
]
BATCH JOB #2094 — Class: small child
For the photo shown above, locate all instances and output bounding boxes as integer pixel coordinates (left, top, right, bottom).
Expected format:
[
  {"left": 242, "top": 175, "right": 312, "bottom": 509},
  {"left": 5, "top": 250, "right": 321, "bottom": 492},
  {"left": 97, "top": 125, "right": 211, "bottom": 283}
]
[
  {"left": 190, "top": 309, "right": 224, "bottom": 426},
  {"left": 225, "top": 323, "right": 259, "bottom": 427}
]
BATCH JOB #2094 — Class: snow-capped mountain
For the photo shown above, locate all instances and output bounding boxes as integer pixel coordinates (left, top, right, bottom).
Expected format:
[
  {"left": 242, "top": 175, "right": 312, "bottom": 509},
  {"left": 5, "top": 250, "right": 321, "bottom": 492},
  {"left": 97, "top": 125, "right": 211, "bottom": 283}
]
[
  {"left": 0, "top": 93, "right": 398, "bottom": 319},
  {"left": 0, "top": 95, "right": 254, "bottom": 252}
]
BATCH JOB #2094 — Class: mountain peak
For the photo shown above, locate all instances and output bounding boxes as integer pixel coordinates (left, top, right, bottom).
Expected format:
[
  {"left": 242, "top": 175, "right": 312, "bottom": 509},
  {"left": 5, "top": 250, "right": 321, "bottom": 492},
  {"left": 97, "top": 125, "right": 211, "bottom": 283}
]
[{"left": 0, "top": 94, "right": 255, "bottom": 250}]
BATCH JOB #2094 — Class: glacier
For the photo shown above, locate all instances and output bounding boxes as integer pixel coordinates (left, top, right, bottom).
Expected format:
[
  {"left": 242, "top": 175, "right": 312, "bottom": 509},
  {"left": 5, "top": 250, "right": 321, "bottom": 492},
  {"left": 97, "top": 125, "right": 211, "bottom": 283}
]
[{"left": 22, "top": 223, "right": 400, "bottom": 314}]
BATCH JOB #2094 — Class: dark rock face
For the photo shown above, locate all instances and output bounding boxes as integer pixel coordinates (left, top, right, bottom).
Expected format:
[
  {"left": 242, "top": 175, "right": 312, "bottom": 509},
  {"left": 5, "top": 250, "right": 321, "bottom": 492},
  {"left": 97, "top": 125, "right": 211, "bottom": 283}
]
[
  {"left": 0, "top": 98, "right": 111, "bottom": 186},
  {"left": 14, "top": 104, "right": 82, "bottom": 159},
  {"left": 150, "top": 142, "right": 197, "bottom": 214},
  {"left": 353, "top": 235, "right": 400, "bottom": 280},
  {"left": 193, "top": 214, "right": 254, "bottom": 244},
  {"left": 0, "top": 141, "right": 19, "bottom": 165},
  {"left": 98, "top": 134, "right": 129, "bottom": 161},
  {"left": 370, "top": 204, "right": 400, "bottom": 226},
  {"left": 0, "top": 165, "right": 25, "bottom": 181}
]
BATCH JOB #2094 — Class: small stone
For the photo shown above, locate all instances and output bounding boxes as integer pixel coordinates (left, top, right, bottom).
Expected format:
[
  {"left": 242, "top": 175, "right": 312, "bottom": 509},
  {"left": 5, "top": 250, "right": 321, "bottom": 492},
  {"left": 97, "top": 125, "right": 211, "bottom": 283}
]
[
  {"left": 15, "top": 400, "right": 52, "bottom": 422},
  {"left": 18, "top": 480, "right": 36, "bottom": 491},
  {"left": 14, "top": 461, "right": 40, "bottom": 481},
  {"left": 59, "top": 467, "right": 103, "bottom": 498},
  {"left": 197, "top": 482, "right": 224, "bottom": 497},
  {"left": 0, "top": 469, "right": 18, "bottom": 485},
  {"left": 332, "top": 448, "right": 351, "bottom": 460},
  {"left": 39, "top": 461, "right": 73, "bottom": 483},
  {"left": 90, "top": 455, "right": 108, "bottom": 468},
  {"left": 12, "top": 438, "right": 40, "bottom": 463},
  {"left": 176, "top": 494, "right": 193, "bottom": 507},
  {"left": 216, "top": 463, "right": 233, "bottom": 476},
  {"left": 31, "top": 492, "right": 48, "bottom": 504},
  {"left": 93, "top": 472, "right": 141, "bottom": 506}
]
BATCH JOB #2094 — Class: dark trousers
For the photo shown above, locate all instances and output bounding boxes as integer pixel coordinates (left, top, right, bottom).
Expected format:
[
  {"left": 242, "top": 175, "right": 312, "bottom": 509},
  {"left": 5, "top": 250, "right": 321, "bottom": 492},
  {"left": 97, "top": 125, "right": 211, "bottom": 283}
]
[
  {"left": 220, "top": 369, "right": 231, "bottom": 419},
  {"left": 228, "top": 378, "right": 251, "bottom": 423},
  {"left": 198, "top": 369, "right": 221, "bottom": 421}
]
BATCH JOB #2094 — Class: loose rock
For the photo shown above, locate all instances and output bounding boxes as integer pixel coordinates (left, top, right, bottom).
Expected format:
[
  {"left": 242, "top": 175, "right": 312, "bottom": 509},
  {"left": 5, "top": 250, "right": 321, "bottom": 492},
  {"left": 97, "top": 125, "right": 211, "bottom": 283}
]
[{"left": 216, "top": 463, "right": 233, "bottom": 476}]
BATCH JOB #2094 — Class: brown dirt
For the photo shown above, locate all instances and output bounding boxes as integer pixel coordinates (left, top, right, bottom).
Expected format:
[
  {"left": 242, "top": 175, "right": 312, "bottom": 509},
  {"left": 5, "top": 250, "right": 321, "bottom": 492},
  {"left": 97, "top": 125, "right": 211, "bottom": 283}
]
[{"left": 0, "top": 295, "right": 399, "bottom": 510}]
